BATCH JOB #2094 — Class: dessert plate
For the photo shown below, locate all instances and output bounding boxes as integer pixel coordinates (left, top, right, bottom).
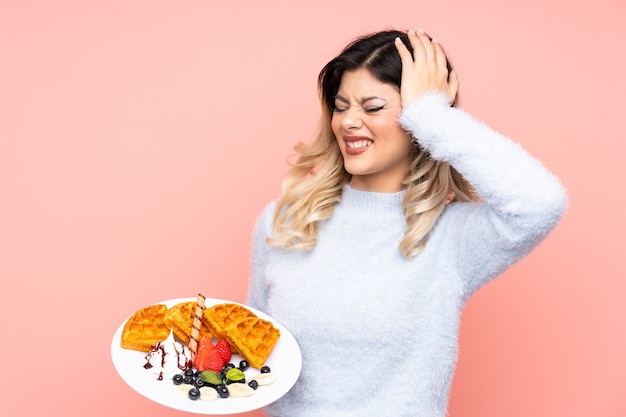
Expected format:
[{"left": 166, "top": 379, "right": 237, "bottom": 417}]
[{"left": 111, "top": 297, "right": 302, "bottom": 414}]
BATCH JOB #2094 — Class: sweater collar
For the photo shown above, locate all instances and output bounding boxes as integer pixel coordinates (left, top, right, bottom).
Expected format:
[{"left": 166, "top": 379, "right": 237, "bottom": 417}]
[{"left": 341, "top": 183, "right": 406, "bottom": 212}]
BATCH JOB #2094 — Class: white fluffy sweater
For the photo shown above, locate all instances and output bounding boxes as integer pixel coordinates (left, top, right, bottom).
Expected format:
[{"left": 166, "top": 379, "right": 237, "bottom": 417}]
[{"left": 247, "top": 93, "right": 567, "bottom": 417}]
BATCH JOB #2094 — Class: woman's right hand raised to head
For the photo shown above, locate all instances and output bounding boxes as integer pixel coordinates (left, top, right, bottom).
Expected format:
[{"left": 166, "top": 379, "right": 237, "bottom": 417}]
[{"left": 394, "top": 29, "right": 459, "bottom": 107}]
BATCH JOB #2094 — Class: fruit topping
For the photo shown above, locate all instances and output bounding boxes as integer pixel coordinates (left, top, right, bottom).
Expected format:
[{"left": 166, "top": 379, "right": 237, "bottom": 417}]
[
  {"left": 216, "top": 384, "right": 229, "bottom": 398},
  {"left": 251, "top": 372, "right": 275, "bottom": 386},
  {"left": 198, "top": 386, "right": 218, "bottom": 402},
  {"left": 197, "top": 349, "right": 225, "bottom": 372},
  {"left": 227, "top": 383, "right": 255, "bottom": 397},
  {"left": 188, "top": 387, "right": 200, "bottom": 400},
  {"left": 172, "top": 374, "right": 184, "bottom": 385},
  {"left": 193, "top": 337, "right": 215, "bottom": 371},
  {"left": 238, "top": 360, "right": 249, "bottom": 371},
  {"left": 173, "top": 384, "right": 193, "bottom": 398},
  {"left": 214, "top": 339, "right": 232, "bottom": 363}
]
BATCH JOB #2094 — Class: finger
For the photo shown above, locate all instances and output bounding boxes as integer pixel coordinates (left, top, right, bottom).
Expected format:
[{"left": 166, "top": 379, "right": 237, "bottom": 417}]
[
  {"left": 415, "top": 28, "right": 435, "bottom": 65},
  {"left": 432, "top": 39, "right": 449, "bottom": 77},
  {"left": 407, "top": 29, "right": 425, "bottom": 64},
  {"left": 394, "top": 36, "right": 414, "bottom": 65}
]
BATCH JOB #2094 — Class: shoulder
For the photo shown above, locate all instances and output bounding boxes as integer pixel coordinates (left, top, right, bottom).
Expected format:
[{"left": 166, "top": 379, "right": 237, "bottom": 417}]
[
  {"left": 253, "top": 199, "right": 278, "bottom": 236},
  {"left": 258, "top": 199, "right": 277, "bottom": 218}
]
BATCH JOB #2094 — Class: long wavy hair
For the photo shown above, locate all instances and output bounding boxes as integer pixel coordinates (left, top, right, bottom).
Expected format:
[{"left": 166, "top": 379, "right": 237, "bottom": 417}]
[{"left": 267, "top": 30, "right": 477, "bottom": 257}]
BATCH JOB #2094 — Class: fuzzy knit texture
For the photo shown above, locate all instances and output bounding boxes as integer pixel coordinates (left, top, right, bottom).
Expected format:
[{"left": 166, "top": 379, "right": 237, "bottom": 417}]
[{"left": 247, "top": 92, "right": 568, "bottom": 417}]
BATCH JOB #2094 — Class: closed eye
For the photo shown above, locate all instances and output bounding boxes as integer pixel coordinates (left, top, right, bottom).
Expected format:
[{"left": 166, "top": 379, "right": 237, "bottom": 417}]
[
  {"left": 333, "top": 96, "right": 349, "bottom": 113},
  {"left": 332, "top": 95, "right": 387, "bottom": 113},
  {"left": 364, "top": 105, "right": 386, "bottom": 113}
]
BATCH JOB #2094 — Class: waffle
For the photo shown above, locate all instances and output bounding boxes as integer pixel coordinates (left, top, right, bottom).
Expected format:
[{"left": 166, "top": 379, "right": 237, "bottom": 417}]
[
  {"left": 223, "top": 317, "right": 281, "bottom": 369},
  {"left": 203, "top": 303, "right": 258, "bottom": 341},
  {"left": 165, "top": 301, "right": 212, "bottom": 345},
  {"left": 120, "top": 304, "right": 172, "bottom": 352}
]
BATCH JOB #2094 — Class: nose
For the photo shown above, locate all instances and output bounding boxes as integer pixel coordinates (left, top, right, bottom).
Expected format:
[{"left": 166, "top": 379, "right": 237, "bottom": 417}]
[{"left": 340, "top": 107, "right": 363, "bottom": 130}]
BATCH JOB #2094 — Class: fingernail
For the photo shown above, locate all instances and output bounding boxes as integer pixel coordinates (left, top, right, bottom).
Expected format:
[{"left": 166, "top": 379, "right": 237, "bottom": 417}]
[{"left": 417, "top": 28, "right": 425, "bottom": 34}]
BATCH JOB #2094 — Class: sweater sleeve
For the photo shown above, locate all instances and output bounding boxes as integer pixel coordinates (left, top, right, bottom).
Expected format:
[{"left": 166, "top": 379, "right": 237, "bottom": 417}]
[
  {"left": 399, "top": 92, "right": 568, "bottom": 296},
  {"left": 246, "top": 201, "right": 276, "bottom": 313}
]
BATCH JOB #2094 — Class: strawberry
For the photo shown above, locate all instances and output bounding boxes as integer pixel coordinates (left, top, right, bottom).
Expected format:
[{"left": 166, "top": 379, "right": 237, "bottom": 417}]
[
  {"left": 202, "top": 349, "right": 225, "bottom": 372},
  {"left": 214, "top": 339, "right": 232, "bottom": 364},
  {"left": 193, "top": 336, "right": 215, "bottom": 371}
]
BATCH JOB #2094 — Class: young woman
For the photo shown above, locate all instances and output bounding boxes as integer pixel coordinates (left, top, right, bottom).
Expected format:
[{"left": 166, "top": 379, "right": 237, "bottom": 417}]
[{"left": 247, "top": 28, "right": 567, "bottom": 417}]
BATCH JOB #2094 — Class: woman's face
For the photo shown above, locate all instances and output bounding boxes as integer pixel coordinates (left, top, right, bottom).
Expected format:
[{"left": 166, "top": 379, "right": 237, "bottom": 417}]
[{"left": 331, "top": 68, "right": 412, "bottom": 193}]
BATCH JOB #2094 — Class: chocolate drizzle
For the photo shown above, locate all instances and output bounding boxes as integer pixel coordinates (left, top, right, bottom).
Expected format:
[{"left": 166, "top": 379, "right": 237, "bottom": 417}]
[{"left": 143, "top": 339, "right": 191, "bottom": 380}]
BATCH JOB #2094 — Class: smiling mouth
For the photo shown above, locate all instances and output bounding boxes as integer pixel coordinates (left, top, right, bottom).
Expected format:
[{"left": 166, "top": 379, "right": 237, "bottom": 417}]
[{"left": 345, "top": 139, "right": 372, "bottom": 149}]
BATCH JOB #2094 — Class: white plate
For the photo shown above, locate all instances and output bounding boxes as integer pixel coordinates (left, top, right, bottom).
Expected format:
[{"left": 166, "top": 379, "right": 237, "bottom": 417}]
[{"left": 111, "top": 297, "right": 302, "bottom": 415}]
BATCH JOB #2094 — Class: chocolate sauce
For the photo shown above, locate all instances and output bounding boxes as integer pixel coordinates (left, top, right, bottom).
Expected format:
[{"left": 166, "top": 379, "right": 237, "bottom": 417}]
[{"left": 142, "top": 339, "right": 191, "bottom": 379}]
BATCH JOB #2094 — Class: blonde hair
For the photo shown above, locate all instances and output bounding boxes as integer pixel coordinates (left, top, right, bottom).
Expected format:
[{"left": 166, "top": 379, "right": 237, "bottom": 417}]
[
  {"left": 267, "top": 29, "right": 477, "bottom": 257},
  {"left": 400, "top": 145, "right": 475, "bottom": 256}
]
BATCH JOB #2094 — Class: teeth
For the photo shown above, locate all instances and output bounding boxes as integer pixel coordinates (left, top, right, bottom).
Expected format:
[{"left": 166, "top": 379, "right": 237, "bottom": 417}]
[{"left": 346, "top": 140, "right": 372, "bottom": 149}]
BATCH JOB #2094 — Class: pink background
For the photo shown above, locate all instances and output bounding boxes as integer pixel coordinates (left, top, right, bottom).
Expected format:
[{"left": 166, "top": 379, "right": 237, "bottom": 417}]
[{"left": 2, "top": 1, "right": 625, "bottom": 416}]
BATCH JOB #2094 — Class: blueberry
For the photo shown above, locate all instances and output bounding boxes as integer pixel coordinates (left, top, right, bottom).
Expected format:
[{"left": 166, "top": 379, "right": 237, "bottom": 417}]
[
  {"left": 194, "top": 378, "right": 205, "bottom": 388},
  {"left": 238, "top": 360, "right": 249, "bottom": 371},
  {"left": 184, "top": 368, "right": 195, "bottom": 377},
  {"left": 225, "top": 378, "right": 245, "bottom": 385},
  {"left": 248, "top": 380, "right": 259, "bottom": 390},
  {"left": 260, "top": 366, "right": 271, "bottom": 374},
  {"left": 188, "top": 387, "right": 200, "bottom": 400},
  {"left": 223, "top": 363, "right": 236, "bottom": 372},
  {"left": 216, "top": 384, "right": 229, "bottom": 398},
  {"left": 183, "top": 375, "right": 194, "bottom": 385},
  {"left": 172, "top": 374, "right": 184, "bottom": 385}
]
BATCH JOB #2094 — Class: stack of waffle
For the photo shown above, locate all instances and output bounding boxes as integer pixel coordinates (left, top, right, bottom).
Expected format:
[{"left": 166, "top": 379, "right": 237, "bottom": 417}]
[{"left": 120, "top": 301, "right": 280, "bottom": 369}]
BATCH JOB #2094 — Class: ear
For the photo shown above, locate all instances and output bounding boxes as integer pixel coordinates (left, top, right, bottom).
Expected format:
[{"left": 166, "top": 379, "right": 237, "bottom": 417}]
[{"left": 445, "top": 191, "right": 456, "bottom": 205}]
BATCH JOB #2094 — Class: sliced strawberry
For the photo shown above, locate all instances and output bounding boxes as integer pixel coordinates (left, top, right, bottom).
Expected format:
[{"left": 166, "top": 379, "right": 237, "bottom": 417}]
[
  {"left": 202, "top": 349, "right": 225, "bottom": 372},
  {"left": 193, "top": 336, "right": 215, "bottom": 371},
  {"left": 214, "top": 339, "right": 232, "bottom": 364}
]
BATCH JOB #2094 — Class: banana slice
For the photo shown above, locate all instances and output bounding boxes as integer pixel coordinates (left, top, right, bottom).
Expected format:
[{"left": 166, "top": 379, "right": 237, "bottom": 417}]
[
  {"left": 250, "top": 372, "right": 275, "bottom": 386},
  {"left": 199, "top": 386, "right": 218, "bottom": 401},
  {"left": 227, "top": 383, "right": 255, "bottom": 397},
  {"left": 173, "top": 384, "right": 194, "bottom": 398}
]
